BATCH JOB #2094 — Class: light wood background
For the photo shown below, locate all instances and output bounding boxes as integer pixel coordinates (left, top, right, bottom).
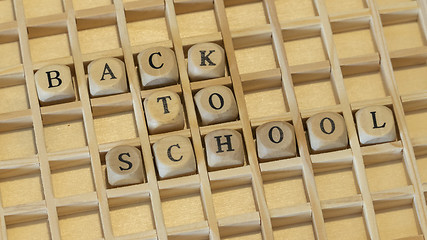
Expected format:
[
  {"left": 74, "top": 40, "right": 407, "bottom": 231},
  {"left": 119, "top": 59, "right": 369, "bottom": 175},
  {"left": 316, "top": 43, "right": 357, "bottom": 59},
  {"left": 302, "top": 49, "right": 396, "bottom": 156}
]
[{"left": 0, "top": 0, "right": 427, "bottom": 239}]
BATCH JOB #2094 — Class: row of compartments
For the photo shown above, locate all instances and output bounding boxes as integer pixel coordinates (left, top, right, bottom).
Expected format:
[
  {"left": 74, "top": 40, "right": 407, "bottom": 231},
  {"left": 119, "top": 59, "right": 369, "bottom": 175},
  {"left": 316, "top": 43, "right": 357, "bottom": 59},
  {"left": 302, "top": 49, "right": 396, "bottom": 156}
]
[{"left": 0, "top": 145, "right": 423, "bottom": 239}]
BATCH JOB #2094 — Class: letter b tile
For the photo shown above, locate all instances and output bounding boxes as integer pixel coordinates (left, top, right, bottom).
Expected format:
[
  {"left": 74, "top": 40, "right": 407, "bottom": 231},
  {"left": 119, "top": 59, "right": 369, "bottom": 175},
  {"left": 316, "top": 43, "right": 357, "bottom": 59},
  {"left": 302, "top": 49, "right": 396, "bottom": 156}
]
[
  {"left": 35, "top": 64, "right": 75, "bottom": 104},
  {"left": 153, "top": 135, "right": 196, "bottom": 179},
  {"left": 356, "top": 105, "right": 396, "bottom": 145},
  {"left": 204, "top": 129, "right": 244, "bottom": 170},
  {"left": 194, "top": 85, "right": 238, "bottom": 125},
  {"left": 307, "top": 112, "right": 348, "bottom": 152},
  {"left": 106, "top": 145, "right": 144, "bottom": 187}
]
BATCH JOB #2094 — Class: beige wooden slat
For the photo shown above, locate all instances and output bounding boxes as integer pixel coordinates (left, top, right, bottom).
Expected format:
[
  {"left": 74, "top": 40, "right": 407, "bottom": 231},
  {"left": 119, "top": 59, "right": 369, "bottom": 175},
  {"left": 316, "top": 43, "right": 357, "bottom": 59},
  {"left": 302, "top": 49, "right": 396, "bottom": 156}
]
[
  {"left": 0, "top": 191, "right": 7, "bottom": 240},
  {"left": 111, "top": 0, "right": 169, "bottom": 239},
  {"left": 62, "top": 0, "right": 114, "bottom": 238},
  {"left": 310, "top": 0, "right": 382, "bottom": 238},
  {"left": 213, "top": 0, "right": 274, "bottom": 238},
  {"left": 164, "top": 0, "right": 221, "bottom": 239},
  {"left": 11, "top": 0, "right": 61, "bottom": 239},
  {"left": 365, "top": 0, "right": 427, "bottom": 235}
]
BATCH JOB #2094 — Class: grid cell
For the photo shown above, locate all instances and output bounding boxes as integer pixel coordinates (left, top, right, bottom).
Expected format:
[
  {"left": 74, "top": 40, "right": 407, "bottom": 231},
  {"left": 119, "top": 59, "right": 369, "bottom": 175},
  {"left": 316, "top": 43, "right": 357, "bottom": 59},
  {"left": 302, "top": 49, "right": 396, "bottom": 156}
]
[
  {"left": 0, "top": 0, "right": 15, "bottom": 23},
  {"left": 284, "top": 35, "right": 328, "bottom": 66},
  {"left": 44, "top": 118, "right": 87, "bottom": 153},
  {"left": 0, "top": 127, "right": 37, "bottom": 161},
  {"left": 59, "top": 209, "right": 103, "bottom": 240},
  {"left": 93, "top": 111, "right": 138, "bottom": 144},
  {"left": 0, "top": 41, "right": 21, "bottom": 68},
  {"left": 324, "top": 0, "right": 367, "bottom": 14},
  {"left": 0, "top": 171, "right": 44, "bottom": 207},
  {"left": 22, "top": 0, "right": 63, "bottom": 18},
  {"left": 263, "top": 175, "right": 307, "bottom": 209},
  {"left": 109, "top": 199, "right": 155, "bottom": 236},
  {"left": 294, "top": 78, "right": 338, "bottom": 110},
  {"left": 51, "top": 162, "right": 95, "bottom": 198},
  {"left": 376, "top": 205, "right": 421, "bottom": 239},
  {"left": 405, "top": 108, "right": 427, "bottom": 140},
  {"left": 344, "top": 71, "right": 387, "bottom": 103},
  {"left": 7, "top": 219, "right": 50, "bottom": 240},
  {"left": 376, "top": 0, "right": 415, "bottom": 7},
  {"left": 161, "top": 191, "right": 206, "bottom": 228},
  {"left": 333, "top": 28, "right": 377, "bottom": 59},
  {"left": 78, "top": 25, "right": 120, "bottom": 54},
  {"left": 29, "top": 33, "right": 71, "bottom": 63},
  {"left": 176, "top": 6, "right": 218, "bottom": 38},
  {"left": 0, "top": 84, "right": 30, "bottom": 114},
  {"left": 274, "top": 0, "right": 317, "bottom": 22},
  {"left": 235, "top": 43, "right": 278, "bottom": 74},
  {"left": 394, "top": 63, "right": 427, "bottom": 95},
  {"left": 383, "top": 21, "right": 426, "bottom": 52},
  {"left": 126, "top": 12, "right": 169, "bottom": 47},
  {"left": 325, "top": 213, "right": 369, "bottom": 240},
  {"left": 365, "top": 158, "right": 410, "bottom": 193},
  {"left": 212, "top": 184, "right": 256, "bottom": 219},
  {"left": 72, "top": 0, "right": 112, "bottom": 11},
  {"left": 225, "top": 0, "right": 268, "bottom": 32},
  {"left": 314, "top": 167, "right": 359, "bottom": 201},
  {"left": 244, "top": 87, "right": 288, "bottom": 120},
  {"left": 273, "top": 222, "right": 316, "bottom": 240}
]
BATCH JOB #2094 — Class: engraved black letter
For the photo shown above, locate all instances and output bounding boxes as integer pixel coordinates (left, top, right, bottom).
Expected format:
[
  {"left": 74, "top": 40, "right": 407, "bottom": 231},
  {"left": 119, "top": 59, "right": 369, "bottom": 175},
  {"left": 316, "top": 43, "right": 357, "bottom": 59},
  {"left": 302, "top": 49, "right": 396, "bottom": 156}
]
[
  {"left": 46, "top": 70, "right": 62, "bottom": 88},
  {"left": 268, "top": 126, "right": 284, "bottom": 144},
  {"left": 157, "top": 96, "right": 172, "bottom": 114},
  {"left": 320, "top": 117, "right": 335, "bottom": 135},
  {"left": 101, "top": 63, "right": 117, "bottom": 80},
  {"left": 208, "top": 93, "right": 224, "bottom": 110},
  {"left": 214, "top": 135, "right": 235, "bottom": 153},
  {"left": 167, "top": 144, "right": 183, "bottom": 162},
  {"left": 370, "top": 111, "right": 386, "bottom": 129},
  {"left": 118, "top": 153, "right": 133, "bottom": 171},
  {"left": 149, "top": 52, "right": 164, "bottom": 69},
  {"left": 200, "top": 50, "right": 216, "bottom": 66}
]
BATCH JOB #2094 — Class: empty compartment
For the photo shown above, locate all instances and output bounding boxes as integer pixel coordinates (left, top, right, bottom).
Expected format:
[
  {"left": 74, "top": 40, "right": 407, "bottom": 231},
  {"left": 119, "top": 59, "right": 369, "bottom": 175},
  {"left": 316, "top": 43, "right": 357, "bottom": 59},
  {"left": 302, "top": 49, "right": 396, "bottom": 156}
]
[
  {"left": 244, "top": 86, "right": 288, "bottom": 120},
  {"left": 175, "top": 1, "right": 219, "bottom": 38},
  {"left": 273, "top": 221, "right": 316, "bottom": 240},
  {"left": 0, "top": 127, "right": 37, "bottom": 161},
  {"left": 43, "top": 106, "right": 88, "bottom": 153},
  {"left": 160, "top": 184, "right": 206, "bottom": 228},
  {"left": 375, "top": 204, "right": 421, "bottom": 239},
  {"left": 212, "top": 180, "right": 257, "bottom": 219},
  {"left": 0, "top": 168, "right": 44, "bottom": 208},
  {"left": 225, "top": 0, "right": 268, "bottom": 32},
  {"left": 294, "top": 77, "right": 339, "bottom": 110},
  {"left": 284, "top": 28, "right": 328, "bottom": 66},
  {"left": 125, "top": 5, "right": 170, "bottom": 47},
  {"left": 50, "top": 160, "right": 95, "bottom": 198},
  {"left": 325, "top": 213, "right": 369, "bottom": 240},
  {"left": 223, "top": 231, "right": 262, "bottom": 240},
  {"left": 0, "top": 39, "right": 22, "bottom": 68},
  {"left": 72, "top": 0, "right": 112, "bottom": 10},
  {"left": 343, "top": 71, "right": 387, "bottom": 103},
  {"left": 58, "top": 208, "right": 104, "bottom": 240},
  {"left": 383, "top": 17, "right": 426, "bottom": 52},
  {"left": 93, "top": 111, "right": 138, "bottom": 144},
  {"left": 416, "top": 153, "right": 427, "bottom": 184},
  {"left": 234, "top": 35, "right": 278, "bottom": 74},
  {"left": 333, "top": 28, "right": 377, "bottom": 59},
  {"left": 405, "top": 107, "right": 427, "bottom": 140},
  {"left": 376, "top": 0, "right": 415, "bottom": 7},
  {"left": 0, "top": 0, "right": 15, "bottom": 23},
  {"left": 29, "top": 33, "right": 71, "bottom": 63},
  {"left": 6, "top": 218, "right": 50, "bottom": 240},
  {"left": 23, "top": 0, "right": 64, "bottom": 18},
  {"left": 0, "top": 84, "right": 29, "bottom": 114},
  {"left": 365, "top": 154, "right": 410, "bottom": 193},
  {"left": 324, "top": 0, "right": 367, "bottom": 14},
  {"left": 274, "top": 0, "right": 318, "bottom": 22},
  {"left": 315, "top": 167, "right": 359, "bottom": 201},
  {"left": 394, "top": 62, "right": 427, "bottom": 95},
  {"left": 109, "top": 196, "right": 155, "bottom": 237}
]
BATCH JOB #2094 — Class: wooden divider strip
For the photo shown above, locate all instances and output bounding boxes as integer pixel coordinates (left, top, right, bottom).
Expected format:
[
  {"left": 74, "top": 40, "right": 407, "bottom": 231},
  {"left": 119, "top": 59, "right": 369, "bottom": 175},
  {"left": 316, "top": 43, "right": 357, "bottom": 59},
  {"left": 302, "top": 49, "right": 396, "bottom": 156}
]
[
  {"left": 312, "top": 0, "right": 382, "bottom": 238},
  {"left": 62, "top": 0, "right": 114, "bottom": 238},
  {"left": 0, "top": 192, "right": 7, "bottom": 240},
  {"left": 164, "top": 1, "right": 221, "bottom": 238},
  {"left": 12, "top": 0, "right": 61, "bottom": 238},
  {"left": 111, "top": 0, "right": 169, "bottom": 239},
  {"left": 263, "top": 0, "right": 329, "bottom": 239},
  {"left": 366, "top": 0, "right": 427, "bottom": 234},
  {"left": 214, "top": 0, "right": 274, "bottom": 238}
]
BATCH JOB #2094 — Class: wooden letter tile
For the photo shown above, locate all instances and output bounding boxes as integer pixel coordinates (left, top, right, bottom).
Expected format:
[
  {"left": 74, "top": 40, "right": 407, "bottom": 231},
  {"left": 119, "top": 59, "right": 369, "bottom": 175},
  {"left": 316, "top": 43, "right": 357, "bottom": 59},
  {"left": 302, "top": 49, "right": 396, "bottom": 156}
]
[
  {"left": 138, "top": 46, "right": 179, "bottom": 88},
  {"left": 256, "top": 121, "right": 296, "bottom": 161},
  {"left": 153, "top": 135, "right": 196, "bottom": 179},
  {"left": 187, "top": 42, "right": 225, "bottom": 81},
  {"left": 106, "top": 145, "right": 144, "bottom": 187},
  {"left": 204, "top": 129, "right": 244, "bottom": 170},
  {"left": 307, "top": 112, "right": 348, "bottom": 152},
  {"left": 194, "top": 85, "right": 238, "bottom": 125},
  {"left": 144, "top": 90, "right": 185, "bottom": 134},
  {"left": 88, "top": 57, "right": 128, "bottom": 97},
  {"left": 34, "top": 64, "right": 75, "bottom": 104},
  {"left": 356, "top": 105, "right": 396, "bottom": 145}
]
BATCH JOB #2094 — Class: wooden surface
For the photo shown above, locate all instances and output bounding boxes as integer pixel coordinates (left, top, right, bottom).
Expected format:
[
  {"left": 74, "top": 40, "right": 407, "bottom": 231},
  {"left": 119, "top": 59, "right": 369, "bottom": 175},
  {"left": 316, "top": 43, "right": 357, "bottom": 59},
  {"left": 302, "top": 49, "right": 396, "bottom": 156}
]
[{"left": 0, "top": 0, "right": 427, "bottom": 239}]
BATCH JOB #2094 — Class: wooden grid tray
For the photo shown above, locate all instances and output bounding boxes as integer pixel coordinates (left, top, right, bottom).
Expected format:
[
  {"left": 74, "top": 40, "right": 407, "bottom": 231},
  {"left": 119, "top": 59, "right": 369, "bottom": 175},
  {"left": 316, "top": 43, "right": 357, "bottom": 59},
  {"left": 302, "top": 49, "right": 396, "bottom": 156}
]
[{"left": 1, "top": 0, "right": 427, "bottom": 239}]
